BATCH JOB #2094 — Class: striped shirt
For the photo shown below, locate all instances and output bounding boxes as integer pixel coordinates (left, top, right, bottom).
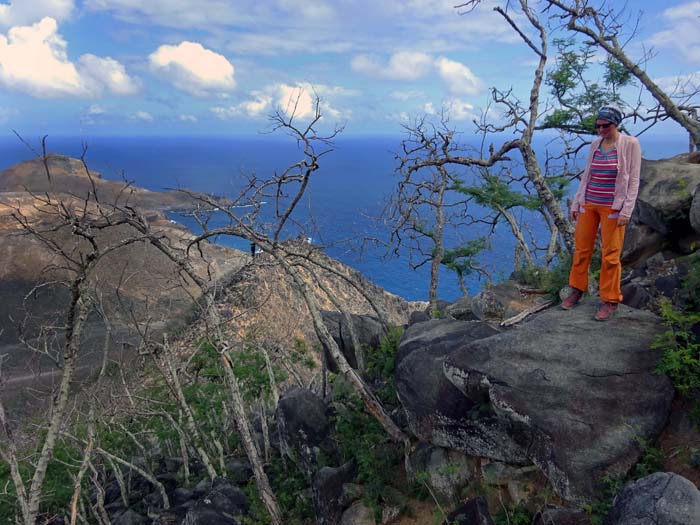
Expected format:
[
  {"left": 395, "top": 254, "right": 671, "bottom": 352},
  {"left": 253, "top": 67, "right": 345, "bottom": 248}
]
[{"left": 585, "top": 145, "right": 618, "bottom": 205}]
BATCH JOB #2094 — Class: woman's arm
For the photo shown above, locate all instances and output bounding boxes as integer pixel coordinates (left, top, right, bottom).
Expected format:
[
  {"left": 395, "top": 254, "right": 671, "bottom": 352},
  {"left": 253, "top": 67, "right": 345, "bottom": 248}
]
[{"left": 619, "top": 138, "right": 642, "bottom": 221}]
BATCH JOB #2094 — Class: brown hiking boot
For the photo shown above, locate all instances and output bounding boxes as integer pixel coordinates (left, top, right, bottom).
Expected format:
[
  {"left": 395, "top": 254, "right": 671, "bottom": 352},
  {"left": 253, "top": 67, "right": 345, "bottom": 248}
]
[
  {"left": 561, "top": 288, "right": 583, "bottom": 310},
  {"left": 594, "top": 302, "right": 618, "bottom": 321}
]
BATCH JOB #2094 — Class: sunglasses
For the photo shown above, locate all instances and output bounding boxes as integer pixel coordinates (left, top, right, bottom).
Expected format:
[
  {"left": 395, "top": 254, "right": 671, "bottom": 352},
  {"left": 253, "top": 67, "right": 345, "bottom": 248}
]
[{"left": 594, "top": 122, "right": 613, "bottom": 129}]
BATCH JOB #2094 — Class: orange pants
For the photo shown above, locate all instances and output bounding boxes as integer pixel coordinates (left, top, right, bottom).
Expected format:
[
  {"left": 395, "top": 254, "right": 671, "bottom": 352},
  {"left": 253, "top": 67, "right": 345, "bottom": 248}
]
[{"left": 569, "top": 203, "right": 626, "bottom": 303}]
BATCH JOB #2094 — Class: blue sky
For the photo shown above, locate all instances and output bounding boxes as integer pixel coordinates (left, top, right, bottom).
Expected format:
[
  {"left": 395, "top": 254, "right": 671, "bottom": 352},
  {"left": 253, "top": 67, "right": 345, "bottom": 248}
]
[{"left": 0, "top": 0, "right": 699, "bottom": 137}]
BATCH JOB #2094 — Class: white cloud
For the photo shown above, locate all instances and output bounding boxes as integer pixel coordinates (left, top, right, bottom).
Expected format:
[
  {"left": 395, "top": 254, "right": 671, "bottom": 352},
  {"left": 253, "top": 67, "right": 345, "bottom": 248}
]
[
  {"left": 133, "top": 110, "right": 153, "bottom": 121},
  {"left": 653, "top": 72, "right": 700, "bottom": 97},
  {"left": 277, "top": 83, "right": 316, "bottom": 118},
  {"left": 0, "top": 0, "right": 74, "bottom": 28},
  {"left": 410, "top": 98, "right": 478, "bottom": 122},
  {"left": 87, "top": 103, "right": 105, "bottom": 115},
  {"left": 435, "top": 56, "right": 483, "bottom": 96},
  {"left": 352, "top": 51, "right": 484, "bottom": 96},
  {"left": 0, "top": 106, "right": 17, "bottom": 124},
  {"left": 79, "top": 54, "right": 140, "bottom": 95},
  {"left": 662, "top": 1, "right": 700, "bottom": 19},
  {"left": 351, "top": 51, "right": 434, "bottom": 81},
  {"left": 212, "top": 91, "right": 273, "bottom": 119},
  {"left": 149, "top": 41, "right": 235, "bottom": 96},
  {"left": 212, "top": 82, "right": 345, "bottom": 121},
  {"left": 84, "top": 0, "right": 516, "bottom": 56},
  {"left": 178, "top": 114, "right": 198, "bottom": 122},
  {"left": 241, "top": 92, "right": 274, "bottom": 117},
  {"left": 0, "top": 17, "right": 84, "bottom": 96},
  {"left": 0, "top": 17, "right": 138, "bottom": 98},
  {"left": 650, "top": 2, "right": 700, "bottom": 63},
  {"left": 445, "top": 98, "right": 477, "bottom": 121},
  {"left": 391, "top": 90, "right": 425, "bottom": 100},
  {"left": 277, "top": 0, "right": 335, "bottom": 21}
]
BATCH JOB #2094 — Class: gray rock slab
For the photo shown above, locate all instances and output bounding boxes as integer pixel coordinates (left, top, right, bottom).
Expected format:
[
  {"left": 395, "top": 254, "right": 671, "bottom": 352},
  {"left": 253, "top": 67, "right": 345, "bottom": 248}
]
[
  {"left": 322, "top": 311, "right": 384, "bottom": 371},
  {"left": 276, "top": 387, "right": 332, "bottom": 471},
  {"left": 395, "top": 319, "right": 504, "bottom": 454},
  {"left": 636, "top": 157, "right": 700, "bottom": 235},
  {"left": 340, "top": 502, "right": 375, "bottom": 525},
  {"left": 414, "top": 300, "right": 672, "bottom": 504},
  {"left": 691, "top": 183, "right": 700, "bottom": 235},
  {"left": 606, "top": 472, "right": 700, "bottom": 525}
]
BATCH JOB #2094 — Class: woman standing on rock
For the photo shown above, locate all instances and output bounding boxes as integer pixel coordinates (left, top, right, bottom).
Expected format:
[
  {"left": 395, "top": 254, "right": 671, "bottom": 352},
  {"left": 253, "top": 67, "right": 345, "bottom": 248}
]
[{"left": 561, "top": 104, "right": 642, "bottom": 321}]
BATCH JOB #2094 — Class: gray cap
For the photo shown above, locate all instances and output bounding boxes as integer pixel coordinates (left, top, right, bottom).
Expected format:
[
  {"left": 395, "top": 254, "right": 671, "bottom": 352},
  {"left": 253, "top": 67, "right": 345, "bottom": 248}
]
[{"left": 597, "top": 104, "right": 623, "bottom": 126}]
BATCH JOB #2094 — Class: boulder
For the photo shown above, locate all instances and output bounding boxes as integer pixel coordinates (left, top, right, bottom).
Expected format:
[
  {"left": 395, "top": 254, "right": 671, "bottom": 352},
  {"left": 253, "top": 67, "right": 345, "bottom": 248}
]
[
  {"left": 161, "top": 456, "right": 184, "bottom": 474},
  {"left": 408, "top": 444, "right": 474, "bottom": 504},
  {"left": 621, "top": 222, "right": 665, "bottom": 266},
  {"left": 113, "top": 509, "right": 149, "bottom": 525},
  {"left": 339, "top": 483, "right": 364, "bottom": 508},
  {"left": 170, "top": 487, "right": 195, "bottom": 507},
  {"left": 276, "top": 387, "right": 333, "bottom": 471},
  {"left": 340, "top": 502, "right": 375, "bottom": 525},
  {"left": 446, "top": 296, "right": 477, "bottom": 321},
  {"left": 225, "top": 458, "right": 253, "bottom": 485},
  {"left": 395, "top": 319, "right": 500, "bottom": 449},
  {"left": 635, "top": 156, "right": 700, "bottom": 236},
  {"left": 443, "top": 496, "right": 494, "bottom": 525},
  {"left": 471, "top": 281, "right": 551, "bottom": 322},
  {"left": 621, "top": 281, "right": 652, "bottom": 310},
  {"left": 606, "top": 472, "right": 700, "bottom": 524},
  {"left": 409, "top": 309, "right": 431, "bottom": 325},
  {"left": 184, "top": 477, "right": 248, "bottom": 525},
  {"left": 322, "top": 311, "right": 385, "bottom": 371},
  {"left": 691, "top": 183, "right": 700, "bottom": 235},
  {"left": 399, "top": 300, "right": 673, "bottom": 504},
  {"left": 312, "top": 460, "right": 357, "bottom": 525}
]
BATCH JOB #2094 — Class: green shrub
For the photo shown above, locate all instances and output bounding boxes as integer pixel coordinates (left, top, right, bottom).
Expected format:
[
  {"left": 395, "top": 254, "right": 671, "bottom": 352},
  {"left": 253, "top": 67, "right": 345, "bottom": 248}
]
[
  {"left": 366, "top": 326, "right": 404, "bottom": 408},
  {"left": 679, "top": 253, "right": 700, "bottom": 310},
  {"left": 242, "top": 456, "right": 314, "bottom": 524},
  {"left": 494, "top": 502, "right": 532, "bottom": 525},
  {"left": 331, "top": 386, "right": 403, "bottom": 520},
  {"left": 653, "top": 299, "right": 700, "bottom": 395},
  {"left": 583, "top": 474, "right": 623, "bottom": 525},
  {"left": 510, "top": 253, "right": 573, "bottom": 301}
]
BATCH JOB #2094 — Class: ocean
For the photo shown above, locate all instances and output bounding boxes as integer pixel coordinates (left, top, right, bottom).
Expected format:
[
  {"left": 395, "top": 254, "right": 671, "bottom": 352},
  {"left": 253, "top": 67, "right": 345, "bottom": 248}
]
[{"left": 0, "top": 133, "right": 691, "bottom": 301}]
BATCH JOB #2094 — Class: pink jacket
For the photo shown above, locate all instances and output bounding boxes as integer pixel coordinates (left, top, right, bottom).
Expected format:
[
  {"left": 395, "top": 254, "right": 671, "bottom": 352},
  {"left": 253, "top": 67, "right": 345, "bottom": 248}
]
[{"left": 571, "top": 134, "right": 642, "bottom": 219}]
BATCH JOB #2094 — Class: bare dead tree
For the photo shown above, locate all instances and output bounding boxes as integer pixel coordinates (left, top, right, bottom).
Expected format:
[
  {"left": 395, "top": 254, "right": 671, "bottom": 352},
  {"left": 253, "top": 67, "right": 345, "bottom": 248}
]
[
  {"left": 387, "top": 116, "right": 482, "bottom": 312},
  {"left": 545, "top": 0, "right": 700, "bottom": 148},
  {"left": 398, "top": 2, "right": 576, "bottom": 260},
  {"left": 0, "top": 177, "right": 150, "bottom": 525},
  {"left": 173, "top": 98, "right": 408, "bottom": 447}
]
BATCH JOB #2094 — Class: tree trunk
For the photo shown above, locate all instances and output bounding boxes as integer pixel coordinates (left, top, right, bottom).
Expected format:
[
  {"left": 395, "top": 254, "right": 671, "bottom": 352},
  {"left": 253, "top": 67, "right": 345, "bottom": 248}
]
[
  {"left": 429, "top": 169, "right": 447, "bottom": 316},
  {"left": 159, "top": 353, "right": 218, "bottom": 480},
  {"left": 497, "top": 204, "right": 535, "bottom": 268},
  {"left": 26, "top": 283, "right": 91, "bottom": 524},
  {"left": 515, "top": 0, "right": 575, "bottom": 254},
  {"left": 221, "top": 352, "right": 283, "bottom": 525},
  {"left": 272, "top": 249, "right": 408, "bottom": 444}
]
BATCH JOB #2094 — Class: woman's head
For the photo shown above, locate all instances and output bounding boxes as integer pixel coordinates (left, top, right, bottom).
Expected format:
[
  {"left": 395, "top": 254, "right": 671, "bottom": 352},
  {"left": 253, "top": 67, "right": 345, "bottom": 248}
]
[{"left": 596, "top": 104, "right": 623, "bottom": 138}]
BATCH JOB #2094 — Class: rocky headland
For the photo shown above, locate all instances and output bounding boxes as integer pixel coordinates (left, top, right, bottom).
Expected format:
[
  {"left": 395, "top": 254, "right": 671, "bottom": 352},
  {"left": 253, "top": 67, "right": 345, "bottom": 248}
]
[{"left": 1, "top": 152, "right": 699, "bottom": 524}]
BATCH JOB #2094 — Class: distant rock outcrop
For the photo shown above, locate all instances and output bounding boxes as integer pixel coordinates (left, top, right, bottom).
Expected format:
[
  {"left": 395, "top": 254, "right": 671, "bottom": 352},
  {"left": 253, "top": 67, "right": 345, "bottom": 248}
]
[
  {"left": 623, "top": 154, "right": 700, "bottom": 264},
  {"left": 0, "top": 155, "right": 244, "bottom": 408},
  {"left": 396, "top": 300, "right": 674, "bottom": 504},
  {"left": 606, "top": 472, "right": 700, "bottom": 524},
  {"left": 0, "top": 154, "right": 229, "bottom": 211}
]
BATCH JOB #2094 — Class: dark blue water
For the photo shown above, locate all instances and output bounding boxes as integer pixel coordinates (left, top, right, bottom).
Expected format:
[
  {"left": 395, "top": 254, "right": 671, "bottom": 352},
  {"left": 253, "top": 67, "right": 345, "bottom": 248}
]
[{"left": 0, "top": 133, "right": 689, "bottom": 301}]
